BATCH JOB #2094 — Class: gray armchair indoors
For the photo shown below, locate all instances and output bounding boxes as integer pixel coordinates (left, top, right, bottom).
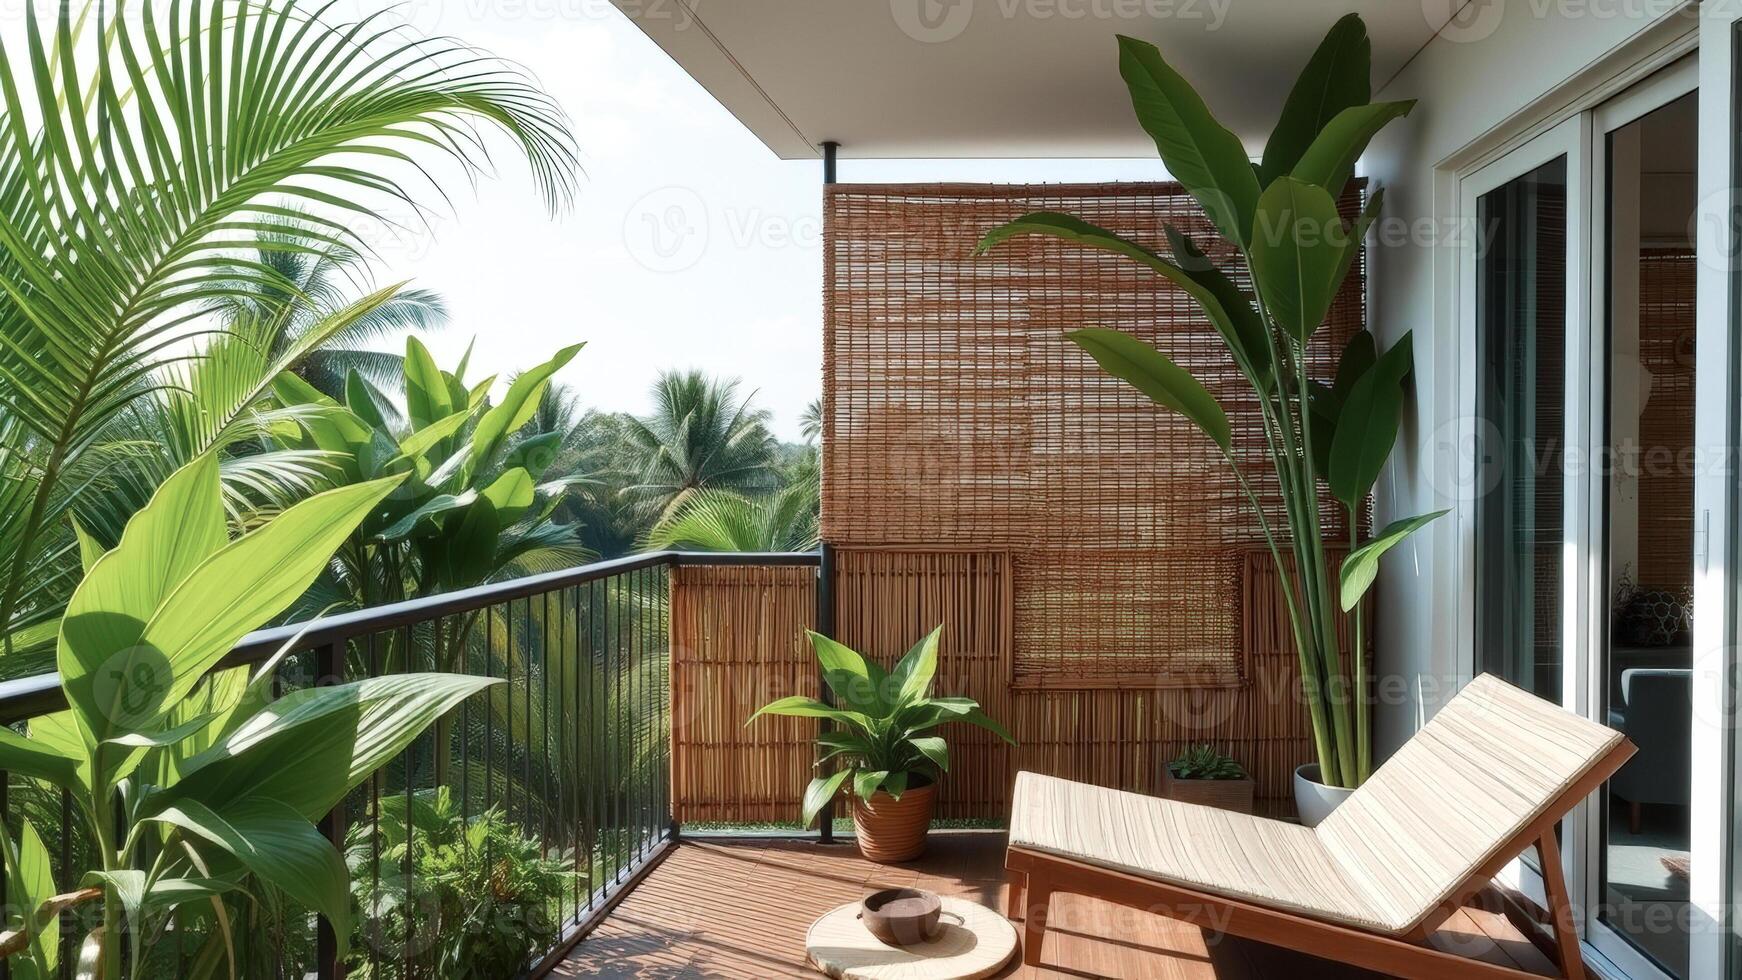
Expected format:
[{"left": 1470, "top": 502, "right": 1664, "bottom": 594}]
[{"left": 1608, "top": 668, "right": 1693, "bottom": 834}]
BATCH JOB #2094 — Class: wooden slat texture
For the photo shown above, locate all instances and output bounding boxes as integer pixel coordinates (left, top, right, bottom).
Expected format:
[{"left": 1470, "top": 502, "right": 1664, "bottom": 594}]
[
  {"left": 668, "top": 549, "right": 1352, "bottom": 821},
  {"left": 670, "top": 564, "right": 818, "bottom": 824},
  {"left": 822, "top": 180, "right": 1365, "bottom": 688},
  {"left": 551, "top": 834, "right": 1556, "bottom": 979}
]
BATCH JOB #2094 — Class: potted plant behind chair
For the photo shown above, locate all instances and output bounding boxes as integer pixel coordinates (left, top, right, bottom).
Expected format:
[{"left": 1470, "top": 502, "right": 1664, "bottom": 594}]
[
  {"left": 976, "top": 13, "right": 1446, "bottom": 825},
  {"left": 1159, "top": 745, "right": 1255, "bottom": 813},
  {"left": 748, "top": 626, "right": 1015, "bottom": 862}
]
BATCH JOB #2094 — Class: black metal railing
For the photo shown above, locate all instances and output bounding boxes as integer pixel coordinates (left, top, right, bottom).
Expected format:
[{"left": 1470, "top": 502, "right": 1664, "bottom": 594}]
[{"left": 0, "top": 550, "right": 819, "bottom": 980}]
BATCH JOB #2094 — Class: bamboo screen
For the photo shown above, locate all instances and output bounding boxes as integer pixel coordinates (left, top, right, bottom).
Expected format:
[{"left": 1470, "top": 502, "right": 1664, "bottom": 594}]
[
  {"left": 822, "top": 181, "right": 1364, "bottom": 688},
  {"left": 667, "top": 548, "right": 1347, "bottom": 821},
  {"left": 664, "top": 180, "right": 1374, "bottom": 823}
]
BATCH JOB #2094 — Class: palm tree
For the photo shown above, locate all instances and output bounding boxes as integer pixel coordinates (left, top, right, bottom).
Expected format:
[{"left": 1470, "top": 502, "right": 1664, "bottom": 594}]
[
  {"left": 618, "top": 371, "right": 777, "bottom": 522},
  {"left": 204, "top": 217, "right": 450, "bottom": 396},
  {"left": 800, "top": 398, "right": 823, "bottom": 443},
  {"left": 639, "top": 479, "right": 820, "bottom": 553},
  {"left": 0, "top": 0, "right": 578, "bottom": 652}
]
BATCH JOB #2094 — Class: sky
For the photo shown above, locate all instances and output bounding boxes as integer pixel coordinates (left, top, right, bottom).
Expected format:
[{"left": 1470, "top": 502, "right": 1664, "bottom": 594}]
[{"left": 331, "top": 1, "right": 1167, "bottom": 442}]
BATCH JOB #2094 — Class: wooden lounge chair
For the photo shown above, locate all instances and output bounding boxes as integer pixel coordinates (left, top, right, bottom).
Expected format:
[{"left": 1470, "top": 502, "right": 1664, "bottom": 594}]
[{"left": 1004, "top": 674, "right": 1635, "bottom": 979}]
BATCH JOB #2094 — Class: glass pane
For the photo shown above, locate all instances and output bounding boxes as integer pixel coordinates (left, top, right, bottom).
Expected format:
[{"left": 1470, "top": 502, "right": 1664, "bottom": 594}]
[
  {"left": 1475, "top": 156, "right": 1568, "bottom": 705},
  {"left": 1600, "top": 91, "right": 1697, "bottom": 979}
]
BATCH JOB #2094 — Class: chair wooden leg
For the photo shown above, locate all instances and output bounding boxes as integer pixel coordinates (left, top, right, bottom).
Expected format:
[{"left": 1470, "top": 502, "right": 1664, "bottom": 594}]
[
  {"left": 1022, "top": 879, "right": 1052, "bottom": 967},
  {"left": 1628, "top": 801, "right": 1642, "bottom": 835},
  {"left": 1006, "top": 869, "right": 1027, "bottom": 920},
  {"left": 1535, "top": 832, "right": 1585, "bottom": 980}
]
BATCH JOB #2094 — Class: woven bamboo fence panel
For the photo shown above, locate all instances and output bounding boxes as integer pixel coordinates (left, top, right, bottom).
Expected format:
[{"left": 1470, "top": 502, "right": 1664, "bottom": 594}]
[
  {"left": 665, "top": 548, "right": 1352, "bottom": 820},
  {"left": 669, "top": 564, "right": 817, "bottom": 824},
  {"left": 823, "top": 181, "right": 1363, "bottom": 689}
]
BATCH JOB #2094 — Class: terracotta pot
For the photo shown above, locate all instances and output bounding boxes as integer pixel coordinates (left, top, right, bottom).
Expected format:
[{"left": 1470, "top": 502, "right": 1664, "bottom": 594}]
[
  {"left": 1158, "top": 771, "right": 1255, "bottom": 813},
  {"left": 851, "top": 778, "right": 937, "bottom": 863},
  {"left": 1292, "top": 763, "right": 1355, "bottom": 828}
]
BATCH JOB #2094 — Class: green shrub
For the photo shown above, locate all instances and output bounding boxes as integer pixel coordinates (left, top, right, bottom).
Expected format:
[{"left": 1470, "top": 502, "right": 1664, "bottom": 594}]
[
  {"left": 347, "top": 788, "right": 575, "bottom": 980},
  {"left": 1167, "top": 745, "right": 1247, "bottom": 781}
]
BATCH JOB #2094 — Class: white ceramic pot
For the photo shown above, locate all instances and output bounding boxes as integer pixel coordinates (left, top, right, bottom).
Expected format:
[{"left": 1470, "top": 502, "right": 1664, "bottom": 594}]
[{"left": 1292, "top": 763, "right": 1355, "bottom": 828}]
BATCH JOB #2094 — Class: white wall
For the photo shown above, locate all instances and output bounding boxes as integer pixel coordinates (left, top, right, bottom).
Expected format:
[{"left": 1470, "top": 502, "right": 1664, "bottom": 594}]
[{"left": 1362, "top": 1, "right": 1689, "bottom": 758}]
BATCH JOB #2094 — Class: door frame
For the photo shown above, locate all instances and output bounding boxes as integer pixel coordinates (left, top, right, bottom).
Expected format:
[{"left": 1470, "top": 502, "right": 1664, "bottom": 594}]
[
  {"left": 1582, "top": 55, "right": 1699, "bottom": 980},
  {"left": 1451, "top": 38, "right": 1726, "bottom": 980},
  {"left": 1455, "top": 107, "right": 1599, "bottom": 952}
]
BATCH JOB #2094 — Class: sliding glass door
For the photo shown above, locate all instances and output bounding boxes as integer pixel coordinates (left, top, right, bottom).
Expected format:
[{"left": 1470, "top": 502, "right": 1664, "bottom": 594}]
[{"left": 1461, "top": 41, "right": 1742, "bottom": 979}]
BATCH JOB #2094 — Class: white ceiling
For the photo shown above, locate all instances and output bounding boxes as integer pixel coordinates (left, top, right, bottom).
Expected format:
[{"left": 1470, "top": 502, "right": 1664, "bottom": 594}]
[{"left": 611, "top": 1, "right": 1455, "bottom": 160}]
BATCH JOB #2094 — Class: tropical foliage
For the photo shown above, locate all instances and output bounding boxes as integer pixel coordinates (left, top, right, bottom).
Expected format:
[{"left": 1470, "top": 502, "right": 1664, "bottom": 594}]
[
  {"left": 0, "top": 455, "right": 496, "bottom": 977},
  {"left": 619, "top": 371, "right": 780, "bottom": 522},
  {"left": 748, "top": 628, "right": 1015, "bottom": 827},
  {"left": 346, "top": 789, "right": 573, "bottom": 980},
  {"left": 977, "top": 14, "right": 1445, "bottom": 788},
  {"left": 272, "top": 338, "right": 592, "bottom": 650},
  {"left": 0, "top": 0, "right": 577, "bottom": 658}
]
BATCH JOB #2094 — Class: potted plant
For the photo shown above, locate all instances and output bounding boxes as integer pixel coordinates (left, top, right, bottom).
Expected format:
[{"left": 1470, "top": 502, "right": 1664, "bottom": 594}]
[
  {"left": 977, "top": 13, "right": 1446, "bottom": 826},
  {"left": 1159, "top": 745, "right": 1255, "bottom": 813},
  {"left": 748, "top": 626, "right": 1015, "bottom": 862}
]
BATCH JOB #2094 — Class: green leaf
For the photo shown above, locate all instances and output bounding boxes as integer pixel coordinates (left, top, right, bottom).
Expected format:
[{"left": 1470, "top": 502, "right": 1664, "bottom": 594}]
[
  {"left": 344, "top": 371, "right": 387, "bottom": 431},
  {"left": 807, "top": 631, "right": 890, "bottom": 718},
  {"left": 1333, "top": 330, "right": 1378, "bottom": 406},
  {"left": 102, "top": 710, "right": 224, "bottom": 750},
  {"left": 466, "top": 344, "right": 583, "bottom": 480},
  {"left": 1340, "top": 511, "right": 1449, "bottom": 611},
  {"left": 960, "top": 707, "right": 1017, "bottom": 745},
  {"left": 746, "top": 696, "right": 871, "bottom": 732},
  {"left": 801, "top": 769, "right": 852, "bottom": 829},
  {"left": 974, "top": 213, "right": 1268, "bottom": 389},
  {"left": 1250, "top": 177, "right": 1355, "bottom": 344},
  {"left": 153, "top": 674, "right": 499, "bottom": 822},
  {"left": 1165, "top": 226, "right": 1272, "bottom": 388},
  {"left": 147, "top": 798, "right": 351, "bottom": 962},
  {"left": 888, "top": 626, "right": 942, "bottom": 708},
  {"left": 911, "top": 736, "right": 949, "bottom": 772},
  {"left": 883, "top": 770, "right": 908, "bottom": 801},
  {"left": 1260, "top": 13, "right": 1371, "bottom": 186},
  {"left": 502, "top": 431, "right": 563, "bottom": 476},
  {"left": 403, "top": 336, "right": 453, "bottom": 431},
  {"left": 56, "top": 454, "right": 227, "bottom": 754},
  {"left": 70, "top": 516, "right": 105, "bottom": 576},
  {"left": 1117, "top": 35, "right": 1260, "bottom": 246},
  {"left": 1328, "top": 332, "right": 1414, "bottom": 507},
  {"left": 391, "top": 409, "right": 473, "bottom": 467},
  {"left": 82, "top": 870, "right": 146, "bottom": 957},
  {"left": 480, "top": 468, "right": 536, "bottom": 525},
  {"left": 0, "top": 726, "right": 82, "bottom": 789},
  {"left": 853, "top": 769, "right": 889, "bottom": 802},
  {"left": 60, "top": 474, "right": 406, "bottom": 784},
  {"left": 4, "top": 818, "right": 59, "bottom": 978},
  {"left": 1067, "top": 329, "right": 1231, "bottom": 452},
  {"left": 1292, "top": 101, "right": 1416, "bottom": 199}
]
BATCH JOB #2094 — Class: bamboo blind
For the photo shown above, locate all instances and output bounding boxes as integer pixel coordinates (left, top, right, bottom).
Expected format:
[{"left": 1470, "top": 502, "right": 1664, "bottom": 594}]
[
  {"left": 1634, "top": 247, "right": 1695, "bottom": 592},
  {"left": 667, "top": 180, "right": 1375, "bottom": 823},
  {"left": 823, "top": 181, "right": 1364, "bottom": 686}
]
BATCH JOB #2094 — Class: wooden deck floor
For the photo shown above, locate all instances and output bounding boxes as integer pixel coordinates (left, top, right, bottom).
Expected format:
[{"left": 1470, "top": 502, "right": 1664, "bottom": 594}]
[{"left": 552, "top": 833, "right": 1559, "bottom": 979}]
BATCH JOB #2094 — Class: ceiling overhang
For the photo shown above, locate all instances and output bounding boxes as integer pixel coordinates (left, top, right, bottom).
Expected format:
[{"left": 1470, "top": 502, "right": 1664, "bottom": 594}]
[{"left": 612, "top": 1, "right": 1452, "bottom": 160}]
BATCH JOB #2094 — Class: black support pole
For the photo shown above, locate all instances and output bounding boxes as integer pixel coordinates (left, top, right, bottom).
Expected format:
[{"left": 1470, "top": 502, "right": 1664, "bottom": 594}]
[{"left": 817, "top": 140, "right": 839, "bottom": 844}]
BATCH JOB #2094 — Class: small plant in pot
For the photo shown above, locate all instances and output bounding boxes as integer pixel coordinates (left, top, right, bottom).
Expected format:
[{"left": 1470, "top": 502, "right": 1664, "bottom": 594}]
[
  {"left": 748, "top": 626, "right": 1015, "bottom": 863},
  {"left": 1160, "top": 745, "right": 1255, "bottom": 813}
]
